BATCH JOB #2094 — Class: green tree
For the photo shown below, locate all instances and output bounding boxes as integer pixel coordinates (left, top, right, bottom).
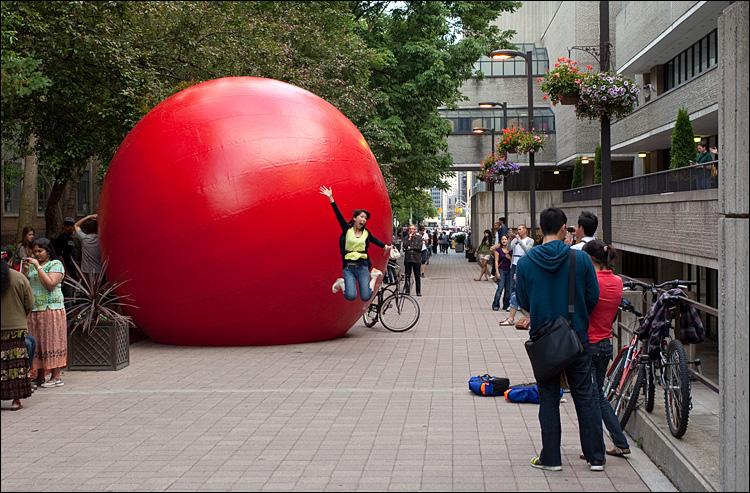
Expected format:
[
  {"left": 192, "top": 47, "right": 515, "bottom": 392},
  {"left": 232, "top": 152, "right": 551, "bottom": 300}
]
[
  {"left": 594, "top": 144, "right": 602, "bottom": 184},
  {"left": 4, "top": 1, "right": 378, "bottom": 237},
  {"left": 571, "top": 157, "right": 584, "bottom": 188},
  {"left": 670, "top": 107, "right": 695, "bottom": 169},
  {"left": 352, "top": 1, "right": 520, "bottom": 195},
  {"left": 391, "top": 188, "right": 438, "bottom": 226}
]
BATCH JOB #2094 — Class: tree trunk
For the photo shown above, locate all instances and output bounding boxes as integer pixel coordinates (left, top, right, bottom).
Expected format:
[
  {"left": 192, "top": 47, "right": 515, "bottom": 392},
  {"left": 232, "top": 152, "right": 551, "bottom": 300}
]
[
  {"left": 16, "top": 134, "right": 38, "bottom": 243},
  {"left": 61, "top": 168, "right": 84, "bottom": 219},
  {"left": 44, "top": 177, "right": 67, "bottom": 240}
]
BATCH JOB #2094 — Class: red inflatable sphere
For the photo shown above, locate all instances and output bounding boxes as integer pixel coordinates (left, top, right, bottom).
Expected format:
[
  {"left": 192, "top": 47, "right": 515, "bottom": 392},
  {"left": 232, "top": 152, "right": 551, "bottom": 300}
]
[{"left": 99, "top": 77, "right": 392, "bottom": 346}]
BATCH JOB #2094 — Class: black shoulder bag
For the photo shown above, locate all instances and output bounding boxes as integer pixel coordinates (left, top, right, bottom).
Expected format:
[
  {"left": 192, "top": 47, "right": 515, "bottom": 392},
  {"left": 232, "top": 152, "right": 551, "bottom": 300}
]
[{"left": 524, "top": 250, "right": 585, "bottom": 382}]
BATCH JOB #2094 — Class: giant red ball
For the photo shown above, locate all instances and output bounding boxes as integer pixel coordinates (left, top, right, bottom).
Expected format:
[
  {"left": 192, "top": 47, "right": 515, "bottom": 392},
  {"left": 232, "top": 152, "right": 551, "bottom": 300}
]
[{"left": 99, "top": 77, "right": 392, "bottom": 345}]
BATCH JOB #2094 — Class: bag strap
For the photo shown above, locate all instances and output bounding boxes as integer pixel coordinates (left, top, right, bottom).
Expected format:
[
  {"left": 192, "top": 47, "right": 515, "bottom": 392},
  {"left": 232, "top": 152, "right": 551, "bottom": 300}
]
[{"left": 568, "top": 249, "right": 576, "bottom": 318}]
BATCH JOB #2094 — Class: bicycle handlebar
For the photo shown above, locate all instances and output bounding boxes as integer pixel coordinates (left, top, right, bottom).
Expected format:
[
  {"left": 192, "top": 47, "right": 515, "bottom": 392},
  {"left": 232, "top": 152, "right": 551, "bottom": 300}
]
[{"left": 622, "top": 278, "right": 696, "bottom": 291}]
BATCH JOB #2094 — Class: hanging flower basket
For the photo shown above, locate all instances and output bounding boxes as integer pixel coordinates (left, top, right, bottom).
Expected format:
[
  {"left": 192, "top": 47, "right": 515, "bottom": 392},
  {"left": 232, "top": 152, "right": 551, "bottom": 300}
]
[
  {"left": 537, "top": 58, "right": 594, "bottom": 105},
  {"left": 477, "top": 153, "right": 521, "bottom": 184},
  {"left": 575, "top": 71, "right": 640, "bottom": 120},
  {"left": 559, "top": 93, "right": 579, "bottom": 105},
  {"left": 496, "top": 125, "right": 548, "bottom": 156}
]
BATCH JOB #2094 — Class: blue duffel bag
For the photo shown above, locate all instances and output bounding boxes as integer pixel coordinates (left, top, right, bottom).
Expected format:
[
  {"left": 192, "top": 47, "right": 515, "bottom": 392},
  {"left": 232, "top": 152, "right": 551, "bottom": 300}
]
[{"left": 469, "top": 374, "right": 510, "bottom": 396}]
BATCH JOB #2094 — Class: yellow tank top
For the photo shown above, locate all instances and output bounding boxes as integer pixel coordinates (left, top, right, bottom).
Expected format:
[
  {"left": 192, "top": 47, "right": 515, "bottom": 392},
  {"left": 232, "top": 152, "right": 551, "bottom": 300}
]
[{"left": 345, "top": 228, "right": 369, "bottom": 261}]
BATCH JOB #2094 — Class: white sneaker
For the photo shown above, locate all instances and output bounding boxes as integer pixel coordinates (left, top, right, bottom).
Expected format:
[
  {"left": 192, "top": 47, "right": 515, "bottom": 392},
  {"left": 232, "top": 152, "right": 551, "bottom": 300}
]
[
  {"left": 369, "top": 278, "right": 378, "bottom": 292},
  {"left": 332, "top": 278, "right": 345, "bottom": 294},
  {"left": 370, "top": 268, "right": 383, "bottom": 279}
]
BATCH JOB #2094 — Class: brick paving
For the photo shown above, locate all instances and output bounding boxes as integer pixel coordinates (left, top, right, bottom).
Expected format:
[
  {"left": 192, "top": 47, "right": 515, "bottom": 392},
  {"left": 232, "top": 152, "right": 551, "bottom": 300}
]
[{"left": 1, "top": 250, "right": 671, "bottom": 491}]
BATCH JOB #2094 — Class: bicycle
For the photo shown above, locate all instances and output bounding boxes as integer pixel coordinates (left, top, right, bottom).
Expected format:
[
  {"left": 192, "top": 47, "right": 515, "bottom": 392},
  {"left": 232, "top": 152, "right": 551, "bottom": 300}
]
[
  {"left": 620, "top": 278, "right": 699, "bottom": 438},
  {"left": 362, "top": 260, "right": 420, "bottom": 332},
  {"left": 603, "top": 298, "right": 646, "bottom": 431}
]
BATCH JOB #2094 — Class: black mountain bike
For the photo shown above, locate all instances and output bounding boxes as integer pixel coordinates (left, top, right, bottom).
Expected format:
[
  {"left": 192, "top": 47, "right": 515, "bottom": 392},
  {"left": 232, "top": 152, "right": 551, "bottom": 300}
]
[{"left": 362, "top": 260, "right": 420, "bottom": 332}]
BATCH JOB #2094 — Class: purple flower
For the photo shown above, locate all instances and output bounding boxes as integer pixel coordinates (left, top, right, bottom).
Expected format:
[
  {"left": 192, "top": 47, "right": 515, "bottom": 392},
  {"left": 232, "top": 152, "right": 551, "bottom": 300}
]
[
  {"left": 624, "top": 81, "right": 629, "bottom": 86},
  {"left": 602, "top": 96, "right": 607, "bottom": 101}
]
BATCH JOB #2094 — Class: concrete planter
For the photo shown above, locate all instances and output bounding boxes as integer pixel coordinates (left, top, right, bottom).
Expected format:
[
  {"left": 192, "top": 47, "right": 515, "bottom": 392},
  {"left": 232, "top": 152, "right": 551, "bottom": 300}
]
[{"left": 455, "top": 243, "right": 465, "bottom": 253}]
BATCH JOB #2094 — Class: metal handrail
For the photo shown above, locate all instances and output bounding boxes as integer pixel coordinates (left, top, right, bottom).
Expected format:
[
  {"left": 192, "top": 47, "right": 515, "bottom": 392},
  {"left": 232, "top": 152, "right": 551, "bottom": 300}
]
[{"left": 563, "top": 160, "right": 719, "bottom": 202}]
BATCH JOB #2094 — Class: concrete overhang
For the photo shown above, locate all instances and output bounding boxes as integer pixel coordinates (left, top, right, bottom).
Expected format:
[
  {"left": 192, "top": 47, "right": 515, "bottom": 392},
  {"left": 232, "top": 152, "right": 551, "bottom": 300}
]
[
  {"left": 618, "top": 1, "right": 732, "bottom": 77},
  {"left": 611, "top": 104, "right": 718, "bottom": 153}
]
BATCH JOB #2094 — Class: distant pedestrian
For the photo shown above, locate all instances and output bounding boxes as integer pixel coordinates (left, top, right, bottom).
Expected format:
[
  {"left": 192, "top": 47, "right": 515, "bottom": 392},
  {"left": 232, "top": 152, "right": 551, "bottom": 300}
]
[
  {"left": 1, "top": 254, "right": 35, "bottom": 410},
  {"left": 491, "top": 234, "right": 512, "bottom": 311},
  {"left": 402, "top": 224, "right": 423, "bottom": 297},
  {"left": 15, "top": 227, "right": 35, "bottom": 263},
  {"left": 474, "top": 230, "right": 493, "bottom": 281},
  {"left": 74, "top": 214, "right": 103, "bottom": 282},
  {"left": 54, "top": 217, "right": 79, "bottom": 299},
  {"left": 22, "top": 238, "right": 67, "bottom": 389},
  {"left": 496, "top": 217, "right": 508, "bottom": 244},
  {"left": 420, "top": 227, "right": 429, "bottom": 277},
  {"left": 441, "top": 232, "right": 449, "bottom": 253},
  {"left": 582, "top": 240, "right": 631, "bottom": 458},
  {"left": 432, "top": 231, "right": 439, "bottom": 254},
  {"left": 508, "top": 224, "right": 534, "bottom": 293},
  {"left": 516, "top": 207, "right": 605, "bottom": 472},
  {"left": 320, "top": 186, "right": 391, "bottom": 301}
]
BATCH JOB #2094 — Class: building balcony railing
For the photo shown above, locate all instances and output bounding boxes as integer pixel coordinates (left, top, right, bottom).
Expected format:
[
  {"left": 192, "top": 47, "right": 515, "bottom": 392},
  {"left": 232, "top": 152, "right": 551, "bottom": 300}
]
[{"left": 563, "top": 161, "right": 718, "bottom": 202}]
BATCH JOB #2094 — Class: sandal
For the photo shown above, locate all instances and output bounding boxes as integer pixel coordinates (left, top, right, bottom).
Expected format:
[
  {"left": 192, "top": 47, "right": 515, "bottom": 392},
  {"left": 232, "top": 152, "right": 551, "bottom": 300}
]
[
  {"left": 498, "top": 318, "right": 515, "bottom": 326},
  {"left": 10, "top": 400, "right": 23, "bottom": 411}
]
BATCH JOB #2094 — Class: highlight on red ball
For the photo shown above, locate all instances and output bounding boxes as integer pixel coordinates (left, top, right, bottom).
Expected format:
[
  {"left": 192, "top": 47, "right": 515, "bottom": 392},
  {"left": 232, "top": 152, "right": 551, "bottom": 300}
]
[{"left": 99, "top": 77, "right": 392, "bottom": 346}]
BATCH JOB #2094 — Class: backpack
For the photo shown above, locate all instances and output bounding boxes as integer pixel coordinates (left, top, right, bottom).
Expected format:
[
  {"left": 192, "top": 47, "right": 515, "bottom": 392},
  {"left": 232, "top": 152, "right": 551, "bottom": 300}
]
[
  {"left": 504, "top": 385, "right": 564, "bottom": 404},
  {"left": 468, "top": 375, "right": 510, "bottom": 396}
]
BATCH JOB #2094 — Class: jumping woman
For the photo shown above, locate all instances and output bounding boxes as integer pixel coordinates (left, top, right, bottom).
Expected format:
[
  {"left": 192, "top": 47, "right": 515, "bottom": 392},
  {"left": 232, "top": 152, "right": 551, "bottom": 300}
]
[{"left": 320, "top": 186, "right": 391, "bottom": 301}]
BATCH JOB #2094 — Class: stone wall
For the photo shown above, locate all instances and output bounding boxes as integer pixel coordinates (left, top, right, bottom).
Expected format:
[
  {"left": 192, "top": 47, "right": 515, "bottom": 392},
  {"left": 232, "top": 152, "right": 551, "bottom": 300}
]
[
  {"left": 470, "top": 190, "right": 562, "bottom": 245},
  {"left": 717, "top": 2, "right": 750, "bottom": 491},
  {"left": 611, "top": 67, "right": 719, "bottom": 148},
  {"left": 556, "top": 189, "right": 719, "bottom": 269},
  {"left": 615, "top": 1, "right": 698, "bottom": 65}
]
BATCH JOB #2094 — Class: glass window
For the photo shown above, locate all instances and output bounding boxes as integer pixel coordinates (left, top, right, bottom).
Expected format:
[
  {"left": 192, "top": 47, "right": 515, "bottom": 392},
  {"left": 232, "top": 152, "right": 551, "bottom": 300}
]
[
  {"left": 77, "top": 170, "right": 91, "bottom": 216},
  {"left": 37, "top": 177, "right": 53, "bottom": 216},
  {"left": 708, "top": 30, "right": 717, "bottom": 67},
  {"left": 700, "top": 39, "right": 708, "bottom": 72},
  {"left": 3, "top": 157, "right": 23, "bottom": 216}
]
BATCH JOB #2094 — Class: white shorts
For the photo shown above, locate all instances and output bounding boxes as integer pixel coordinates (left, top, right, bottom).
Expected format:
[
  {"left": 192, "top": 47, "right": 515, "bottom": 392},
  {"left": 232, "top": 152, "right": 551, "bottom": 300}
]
[{"left": 479, "top": 254, "right": 492, "bottom": 261}]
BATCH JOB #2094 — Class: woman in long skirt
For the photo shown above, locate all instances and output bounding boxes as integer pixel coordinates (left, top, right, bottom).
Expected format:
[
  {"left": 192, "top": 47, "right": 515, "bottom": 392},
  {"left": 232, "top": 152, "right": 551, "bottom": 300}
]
[{"left": 1, "top": 258, "right": 35, "bottom": 410}]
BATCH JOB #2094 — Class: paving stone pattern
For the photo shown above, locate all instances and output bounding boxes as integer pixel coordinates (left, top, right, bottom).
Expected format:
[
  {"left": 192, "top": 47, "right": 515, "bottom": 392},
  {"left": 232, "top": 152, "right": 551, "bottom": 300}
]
[{"left": 1, "top": 251, "right": 659, "bottom": 491}]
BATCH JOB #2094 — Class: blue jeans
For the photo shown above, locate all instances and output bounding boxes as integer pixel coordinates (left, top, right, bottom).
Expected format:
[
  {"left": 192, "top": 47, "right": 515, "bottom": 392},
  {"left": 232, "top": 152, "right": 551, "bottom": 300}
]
[
  {"left": 25, "top": 334, "right": 36, "bottom": 369},
  {"left": 492, "top": 269, "right": 512, "bottom": 310},
  {"left": 510, "top": 264, "right": 517, "bottom": 294},
  {"left": 590, "top": 338, "right": 630, "bottom": 450},
  {"left": 537, "top": 346, "right": 605, "bottom": 466},
  {"left": 342, "top": 262, "right": 372, "bottom": 301}
]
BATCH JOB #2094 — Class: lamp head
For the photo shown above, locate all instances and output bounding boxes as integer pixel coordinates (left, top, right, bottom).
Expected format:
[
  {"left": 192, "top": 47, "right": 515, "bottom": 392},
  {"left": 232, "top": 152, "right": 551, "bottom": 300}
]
[
  {"left": 490, "top": 49, "right": 525, "bottom": 60},
  {"left": 478, "top": 101, "right": 500, "bottom": 108},
  {"left": 472, "top": 128, "right": 489, "bottom": 134}
]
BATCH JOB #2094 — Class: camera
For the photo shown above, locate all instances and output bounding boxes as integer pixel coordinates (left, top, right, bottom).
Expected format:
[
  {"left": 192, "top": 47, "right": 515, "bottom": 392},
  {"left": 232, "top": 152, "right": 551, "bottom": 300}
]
[{"left": 566, "top": 227, "right": 576, "bottom": 233}]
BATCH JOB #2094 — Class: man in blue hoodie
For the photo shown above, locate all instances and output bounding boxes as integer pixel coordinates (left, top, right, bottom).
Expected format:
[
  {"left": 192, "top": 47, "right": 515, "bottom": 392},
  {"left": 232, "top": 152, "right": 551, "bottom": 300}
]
[{"left": 516, "top": 207, "right": 606, "bottom": 472}]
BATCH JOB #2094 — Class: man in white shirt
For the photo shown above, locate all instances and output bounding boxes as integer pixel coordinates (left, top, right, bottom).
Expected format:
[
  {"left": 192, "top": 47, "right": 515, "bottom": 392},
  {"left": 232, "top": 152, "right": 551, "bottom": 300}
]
[
  {"left": 570, "top": 211, "right": 598, "bottom": 251},
  {"left": 508, "top": 224, "right": 534, "bottom": 294}
]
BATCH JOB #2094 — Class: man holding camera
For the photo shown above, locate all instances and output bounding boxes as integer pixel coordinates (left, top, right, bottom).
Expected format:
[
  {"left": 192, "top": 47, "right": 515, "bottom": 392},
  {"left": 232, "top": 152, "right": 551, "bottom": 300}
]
[{"left": 570, "top": 211, "right": 598, "bottom": 251}]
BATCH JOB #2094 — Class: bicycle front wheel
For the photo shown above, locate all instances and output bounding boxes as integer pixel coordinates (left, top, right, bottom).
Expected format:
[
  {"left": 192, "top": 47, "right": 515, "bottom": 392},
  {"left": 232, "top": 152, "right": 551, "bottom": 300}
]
[
  {"left": 644, "top": 360, "right": 656, "bottom": 413},
  {"left": 604, "top": 355, "right": 626, "bottom": 402},
  {"left": 665, "top": 339, "right": 691, "bottom": 438},
  {"left": 379, "top": 293, "right": 420, "bottom": 332},
  {"left": 616, "top": 363, "right": 644, "bottom": 430}
]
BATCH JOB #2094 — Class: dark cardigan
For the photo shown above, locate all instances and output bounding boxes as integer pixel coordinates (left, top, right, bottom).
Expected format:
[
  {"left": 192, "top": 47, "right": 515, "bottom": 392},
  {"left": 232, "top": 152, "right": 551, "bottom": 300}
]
[{"left": 329, "top": 201, "right": 385, "bottom": 269}]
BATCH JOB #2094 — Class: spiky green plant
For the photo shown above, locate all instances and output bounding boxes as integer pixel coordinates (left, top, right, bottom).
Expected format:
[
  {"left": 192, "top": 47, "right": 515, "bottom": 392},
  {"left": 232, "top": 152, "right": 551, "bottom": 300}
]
[{"left": 64, "top": 259, "right": 136, "bottom": 335}]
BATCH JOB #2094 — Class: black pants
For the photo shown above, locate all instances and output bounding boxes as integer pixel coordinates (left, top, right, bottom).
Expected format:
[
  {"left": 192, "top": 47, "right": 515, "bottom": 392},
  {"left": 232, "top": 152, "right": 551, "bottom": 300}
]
[{"left": 404, "top": 261, "right": 421, "bottom": 295}]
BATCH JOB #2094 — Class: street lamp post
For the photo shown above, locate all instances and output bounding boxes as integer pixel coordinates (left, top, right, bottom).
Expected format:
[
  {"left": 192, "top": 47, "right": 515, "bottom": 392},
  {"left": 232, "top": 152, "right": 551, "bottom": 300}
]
[
  {"left": 489, "top": 49, "right": 536, "bottom": 238},
  {"left": 473, "top": 126, "right": 496, "bottom": 233},
  {"left": 479, "top": 101, "right": 509, "bottom": 226}
]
